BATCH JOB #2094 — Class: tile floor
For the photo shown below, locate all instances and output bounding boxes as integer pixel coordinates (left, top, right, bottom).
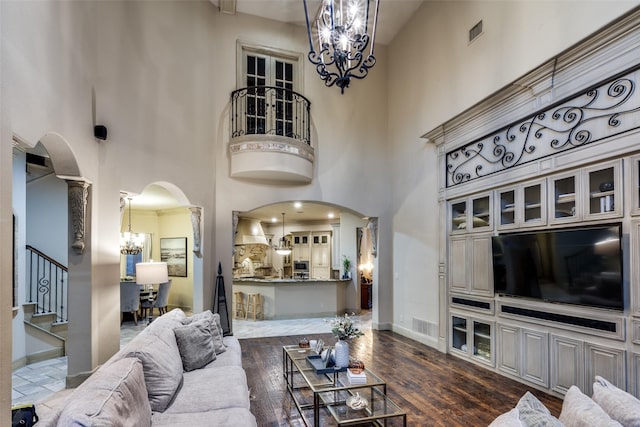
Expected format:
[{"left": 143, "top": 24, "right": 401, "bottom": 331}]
[{"left": 11, "top": 311, "right": 371, "bottom": 407}]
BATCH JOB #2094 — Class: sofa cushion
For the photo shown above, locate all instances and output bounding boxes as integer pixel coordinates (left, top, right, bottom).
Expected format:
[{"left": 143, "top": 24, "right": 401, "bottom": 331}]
[
  {"left": 125, "top": 327, "right": 184, "bottom": 412},
  {"left": 164, "top": 366, "right": 250, "bottom": 414},
  {"left": 515, "top": 391, "right": 563, "bottom": 427},
  {"left": 183, "top": 310, "right": 226, "bottom": 355},
  {"left": 592, "top": 376, "right": 640, "bottom": 427},
  {"left": 559, "top": 385, "right": 622, "bottom": 427},
  {"left": 488, "top": 408, "right": 522, "bottom": 427},
  {"left": 151, "top": 407, "right": 257, "bottom": 426},
  {"left": 174, "top": 318, "right": 216, "bottom": 371},
  {"left": 57, "top": 358, "right": 151, "bottom": 426}
]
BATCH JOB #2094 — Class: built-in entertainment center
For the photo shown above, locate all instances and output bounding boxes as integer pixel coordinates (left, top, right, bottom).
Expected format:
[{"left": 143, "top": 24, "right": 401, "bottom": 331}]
[{"left": 425, "top": 10, "right": 640, "bottom": 399}]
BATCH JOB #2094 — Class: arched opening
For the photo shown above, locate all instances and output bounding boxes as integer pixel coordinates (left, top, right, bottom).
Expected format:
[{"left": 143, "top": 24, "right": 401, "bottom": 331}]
[
  {"left": 119, "top": 182, "right": 202, "bottom": 325},
  {"left": 231, "top": 201, "right": 378, "bottom": 338}
]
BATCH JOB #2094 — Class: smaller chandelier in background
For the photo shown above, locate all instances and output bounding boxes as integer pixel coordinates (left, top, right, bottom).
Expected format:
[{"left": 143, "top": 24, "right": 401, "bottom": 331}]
[
  {"left": 120, "top": 197, "right": 144, "bottom": 255},
  {"left": 304, "top": 0, "right": 380, "bottom": 94}
]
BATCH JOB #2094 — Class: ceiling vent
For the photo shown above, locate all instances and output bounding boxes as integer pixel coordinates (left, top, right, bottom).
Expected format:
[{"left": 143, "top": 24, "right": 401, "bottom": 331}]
[{"left": 469, "top": 20, "right": 483, "bottom": 43}]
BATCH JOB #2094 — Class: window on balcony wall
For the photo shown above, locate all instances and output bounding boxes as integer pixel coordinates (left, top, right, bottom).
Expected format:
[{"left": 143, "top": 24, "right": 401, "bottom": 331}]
[{"left": 239, "top": 44, "right": 301, "bottom": 139}]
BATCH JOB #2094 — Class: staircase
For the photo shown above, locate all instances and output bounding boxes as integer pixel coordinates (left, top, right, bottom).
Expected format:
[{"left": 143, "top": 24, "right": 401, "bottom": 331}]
[{"left": 22, "top": 246, "right": 68, "bottom": 363}]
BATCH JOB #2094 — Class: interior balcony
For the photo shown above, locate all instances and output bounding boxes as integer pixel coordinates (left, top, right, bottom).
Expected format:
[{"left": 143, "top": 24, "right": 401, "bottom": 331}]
[{"left": 229, "top": 86, "right": 314, "bottom": 184}]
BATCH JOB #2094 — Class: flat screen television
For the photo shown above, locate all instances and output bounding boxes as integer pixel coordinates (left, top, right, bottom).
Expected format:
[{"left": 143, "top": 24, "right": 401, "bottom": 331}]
[{"left": 492, "top": 224, "right": 623, "bottom": 310}]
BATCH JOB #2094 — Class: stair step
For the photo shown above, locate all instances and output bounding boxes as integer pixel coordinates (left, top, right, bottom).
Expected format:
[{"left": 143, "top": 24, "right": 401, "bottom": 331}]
[
  {"left": 30, "top": 312, "right": 58, "bottom": 325},
  {"left": 50, "top": 321, "right": 68, "bottom": 338}
]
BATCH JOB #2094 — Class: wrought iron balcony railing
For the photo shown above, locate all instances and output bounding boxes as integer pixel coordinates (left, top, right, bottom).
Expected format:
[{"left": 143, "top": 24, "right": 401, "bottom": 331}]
[{"left": 230, "top": 86, "right": 311, "bottom": 146}]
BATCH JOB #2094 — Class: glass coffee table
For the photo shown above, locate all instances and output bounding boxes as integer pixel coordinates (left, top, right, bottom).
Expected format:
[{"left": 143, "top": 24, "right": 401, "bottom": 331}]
[{"left": 283, "top": 345, "right": 406, "bottom": 426}]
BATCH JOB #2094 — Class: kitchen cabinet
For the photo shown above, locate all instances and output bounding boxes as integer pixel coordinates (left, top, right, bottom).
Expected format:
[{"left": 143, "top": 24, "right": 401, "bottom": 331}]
[
  {"left": 449, "top": 234, "right": 492, "bottom": 296},
  {"left": 451, "top": 314, "right": 493, "bottom": 366},
  {"left": 497, "top": 325, "right": 549, "bottom": 388},
  {"left": 311, "top": 232, "right": 331, "bottom": 279},
  {"left": 549, "top": 159, "right": 622, "bottom": 224},
  {"left": 496, "top": 179, "right": 546, "bottom": 230},
  {"left": 450, "top": 193, "right": 492, "bottom": 234},
  {"left": 550, "top": 334, "right": 584, "bottom": 394},
  {"left": 292, "top": 232, "right": 310, "bottom": 261}
]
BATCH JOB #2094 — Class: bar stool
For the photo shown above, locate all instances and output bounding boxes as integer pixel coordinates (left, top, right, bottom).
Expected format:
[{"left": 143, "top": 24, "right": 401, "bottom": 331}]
[
  {"left": 234, "top": 291, "right": 246, "bottom": 319},
  {"left": 245, "top": 293, "right": 263, "bottom": 321}
]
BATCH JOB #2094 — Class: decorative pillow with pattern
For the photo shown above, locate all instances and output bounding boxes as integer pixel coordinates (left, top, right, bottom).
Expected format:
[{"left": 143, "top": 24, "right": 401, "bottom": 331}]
[
  {"left": 515, "top": 392, "right": 564, "bottom": 427},
  {"left": 592, "top": 376, "right": 640, "bottom": 427},
  {"left": 559, "top": 385, "right": 622, "bottom": 427},
  {"left": 488, "top": 408, "right": 522, "bottom": 427}
]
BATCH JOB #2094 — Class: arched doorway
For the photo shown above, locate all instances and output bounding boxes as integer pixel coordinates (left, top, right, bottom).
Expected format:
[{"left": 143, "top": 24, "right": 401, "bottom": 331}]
[
  {"left": 231, "top": 201, "right": 378, "bottom": 337},
  {"left": 119, "top": 183, "right": 203, "bottom": 318}
]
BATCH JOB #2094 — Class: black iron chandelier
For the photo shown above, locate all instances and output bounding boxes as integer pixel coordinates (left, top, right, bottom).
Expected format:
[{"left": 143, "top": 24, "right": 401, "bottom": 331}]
[{"left": 303, "top": 0, "right": 380, "bottom": 94}]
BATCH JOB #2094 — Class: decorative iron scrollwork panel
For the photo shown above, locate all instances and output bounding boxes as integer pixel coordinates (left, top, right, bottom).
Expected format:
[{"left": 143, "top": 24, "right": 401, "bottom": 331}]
[{"left": 446, "top": 69, "right": 640, "bottom": 187}]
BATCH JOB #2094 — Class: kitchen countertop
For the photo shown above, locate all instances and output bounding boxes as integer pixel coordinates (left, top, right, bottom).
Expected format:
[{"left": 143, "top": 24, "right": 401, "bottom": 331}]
[{"left": 233, "top": 277, "right": 350, "bottom": 283}]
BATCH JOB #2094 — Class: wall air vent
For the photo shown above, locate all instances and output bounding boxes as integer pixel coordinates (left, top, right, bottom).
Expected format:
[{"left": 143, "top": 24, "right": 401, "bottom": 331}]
[
  {"left": 412, "top": 317, "right": 438, "bottom": 339},
  {"left": 469, "top": 20, "right": 483, "bottom": 43}
]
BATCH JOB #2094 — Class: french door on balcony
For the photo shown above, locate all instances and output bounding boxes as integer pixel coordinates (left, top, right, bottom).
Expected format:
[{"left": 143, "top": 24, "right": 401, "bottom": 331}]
[{"left": 244, "top": 53, "right": 296, "bottom": 138}]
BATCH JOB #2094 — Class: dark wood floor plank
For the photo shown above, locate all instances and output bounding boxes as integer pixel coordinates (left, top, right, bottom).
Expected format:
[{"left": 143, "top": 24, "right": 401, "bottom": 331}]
[{"left": 241, "top": 330, "right": 563, "bottom": 426}]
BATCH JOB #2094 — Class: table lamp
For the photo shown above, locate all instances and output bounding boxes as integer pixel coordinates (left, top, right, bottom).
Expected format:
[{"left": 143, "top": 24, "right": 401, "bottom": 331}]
[{"left": 136, "top": 261, "right": 168, "bottom": 291}]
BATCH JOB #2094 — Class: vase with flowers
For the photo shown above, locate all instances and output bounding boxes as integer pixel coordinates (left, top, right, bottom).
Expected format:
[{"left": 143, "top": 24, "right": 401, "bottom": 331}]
[{"left": 329, "top": 313, "right": 364, "bottom": 368}]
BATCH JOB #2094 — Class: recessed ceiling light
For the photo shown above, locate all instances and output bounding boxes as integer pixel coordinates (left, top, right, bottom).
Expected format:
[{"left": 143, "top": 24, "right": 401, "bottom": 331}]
[
  {"left": 328, "top": 212, "right": 335, "bottom": 219},
  {"left": 271, "top": 217, "right": 277, "bottom": 223},
  {"left": 294, "top": 201, "right": 302, "bottom": 209}
]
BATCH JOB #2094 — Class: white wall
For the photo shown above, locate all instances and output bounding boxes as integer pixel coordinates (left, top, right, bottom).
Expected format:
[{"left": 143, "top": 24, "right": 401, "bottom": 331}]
[
  {"left": 387, "top": 1, "right": 639, "bottom": 348},
  {"left": 11, "top": 151, "right": 27, "bottom": 364},
  {"left": 26, "top": 174, "right": 68, "bottom": 264}
]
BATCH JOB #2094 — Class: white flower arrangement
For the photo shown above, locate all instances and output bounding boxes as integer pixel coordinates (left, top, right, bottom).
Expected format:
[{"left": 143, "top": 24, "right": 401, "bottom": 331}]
[{"left": 329, "top": 313, "right": 364, "bottom": 341}]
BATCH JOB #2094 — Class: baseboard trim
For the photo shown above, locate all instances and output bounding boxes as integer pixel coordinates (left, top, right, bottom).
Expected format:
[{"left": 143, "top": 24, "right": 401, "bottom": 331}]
[
  {"left": 392, "top": 324, "right": 442, "bottom": 351},
  {"left": 26, "top": 348, "right": 65, "bottom": 365},
  {"left": 66, "top": 368, "right": 96, "bottom": 388}
]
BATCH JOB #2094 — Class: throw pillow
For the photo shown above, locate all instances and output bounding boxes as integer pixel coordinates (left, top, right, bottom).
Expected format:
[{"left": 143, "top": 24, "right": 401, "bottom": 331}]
[
  {"left": 592, "top": 376, "right": 640, "bottom": 427},
  {"left": 559, "top": 385, "right": 622, "bottom": 427},
  {"left": 174, "top": 318, "right": 216, "bottom": 371},
  {"left": 210, "top": 317, "right": 226, "bottom": 355},
  {"left": 212, "top": 312, "right": 225, "bottom": 339},
  {"left": 57, "top": 358, "right": 152, "bottom": 426},
  {"left": 125, "top": 329, "right": 184, "bottom": 412},
  {"left": 183, "top": 310, "right": 226, "bottom": 354},
  {"left": 515, "top": 391, "right": 564, "bottom": 427},
  {"left": 488, "top": 408, "right": 522, "bottom": 427}
]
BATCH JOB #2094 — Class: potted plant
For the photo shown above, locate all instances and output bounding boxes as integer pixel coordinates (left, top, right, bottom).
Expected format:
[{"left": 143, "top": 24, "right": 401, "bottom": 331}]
[{"left": 342, "top": 255, "right": 352, "bottom": 279}]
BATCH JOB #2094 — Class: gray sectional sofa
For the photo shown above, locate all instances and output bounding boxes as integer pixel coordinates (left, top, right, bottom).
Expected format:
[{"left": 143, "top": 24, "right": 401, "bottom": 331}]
[{"left": 38, "top": 309, "right": 257, "bottom": 426}]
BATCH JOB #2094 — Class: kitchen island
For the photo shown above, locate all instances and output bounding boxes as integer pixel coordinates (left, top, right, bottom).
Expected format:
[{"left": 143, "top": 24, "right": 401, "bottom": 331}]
[{"left": 233, "top": 278, "right": 351, "bottom": 320}]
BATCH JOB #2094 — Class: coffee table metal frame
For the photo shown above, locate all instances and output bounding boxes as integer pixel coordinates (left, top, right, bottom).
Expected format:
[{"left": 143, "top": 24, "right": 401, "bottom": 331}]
[{"left": 282, "top": 345, "right": 407, "bottom": 426}]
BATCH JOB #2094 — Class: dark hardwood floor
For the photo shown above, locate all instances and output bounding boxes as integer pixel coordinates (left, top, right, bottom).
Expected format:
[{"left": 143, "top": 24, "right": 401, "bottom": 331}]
[{"left": 241, "top": 330, "right": 563, "bottom": 426}]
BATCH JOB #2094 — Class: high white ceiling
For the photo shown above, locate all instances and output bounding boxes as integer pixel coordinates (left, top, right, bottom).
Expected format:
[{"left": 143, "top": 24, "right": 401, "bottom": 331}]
[{"left": 211, "top": 0, "right": 424, "bottom": 45}]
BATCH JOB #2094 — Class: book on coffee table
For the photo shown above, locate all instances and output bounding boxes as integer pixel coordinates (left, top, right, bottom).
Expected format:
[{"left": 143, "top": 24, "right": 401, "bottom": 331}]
[{"left": 347, "top": 368, "right": 367, "bottom": 384}]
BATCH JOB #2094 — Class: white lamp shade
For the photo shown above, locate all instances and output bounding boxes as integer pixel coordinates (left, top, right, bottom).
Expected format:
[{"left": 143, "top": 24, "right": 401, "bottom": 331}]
[{"left": 136, "top": 262, "right": 169, "bottom": 285}]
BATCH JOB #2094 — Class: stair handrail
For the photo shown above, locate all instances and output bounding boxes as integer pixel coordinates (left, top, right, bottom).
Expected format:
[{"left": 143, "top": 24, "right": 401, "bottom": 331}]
[{"left": 25, "top": 245, "right": 68, "bottom": 323}]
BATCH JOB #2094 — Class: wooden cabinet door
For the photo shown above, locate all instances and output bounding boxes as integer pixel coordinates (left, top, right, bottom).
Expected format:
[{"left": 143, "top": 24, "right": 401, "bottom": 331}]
[
  {"left": 584, "top": 343, "right": 626, "bottom": 396},
  {"left": 551, "top": 334, "right": 584, "bottom": 394},
  {"left": 471, "top": 236, "right": 492, "bottom": 296},
  {"left": 521, "top": 329, "right": 549, "bottom": 388},
  {"left": 497, "top": 325, "right": 520, "bottom": 377},
  {"left": 449, "top": 238, "right": 468, "bottom": 293}
]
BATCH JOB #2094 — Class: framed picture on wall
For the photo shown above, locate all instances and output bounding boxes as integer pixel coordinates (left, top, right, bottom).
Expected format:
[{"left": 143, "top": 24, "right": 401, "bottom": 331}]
[{"left": 160, "top": 237, "right": 188, "bottom": 277}]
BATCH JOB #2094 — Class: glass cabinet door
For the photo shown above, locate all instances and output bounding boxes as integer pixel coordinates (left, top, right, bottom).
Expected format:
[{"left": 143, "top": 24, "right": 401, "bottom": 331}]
[
  {"left": 498, "top": 189, "right": 516, "bottom": 228},
  {"left": 550, "top": 173, "right": 578, "bottom": 223},
  {"left": 585, "top": 161, "right": 621, "bottom": 218},
  {"left": 472, "top": 195, "right": 491, "bottom": 231},
  {"left": 451, "top": 201, "right": 467, "bottom": 232},
  {"left": 523, "top": 182, "right": 544, "bottom": 224},
  {"left": 452, "top": 316, "right": 467, "bottom": 352},
  {"left": 473, "top": 321, "right": 492, "bottom": 362}
]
